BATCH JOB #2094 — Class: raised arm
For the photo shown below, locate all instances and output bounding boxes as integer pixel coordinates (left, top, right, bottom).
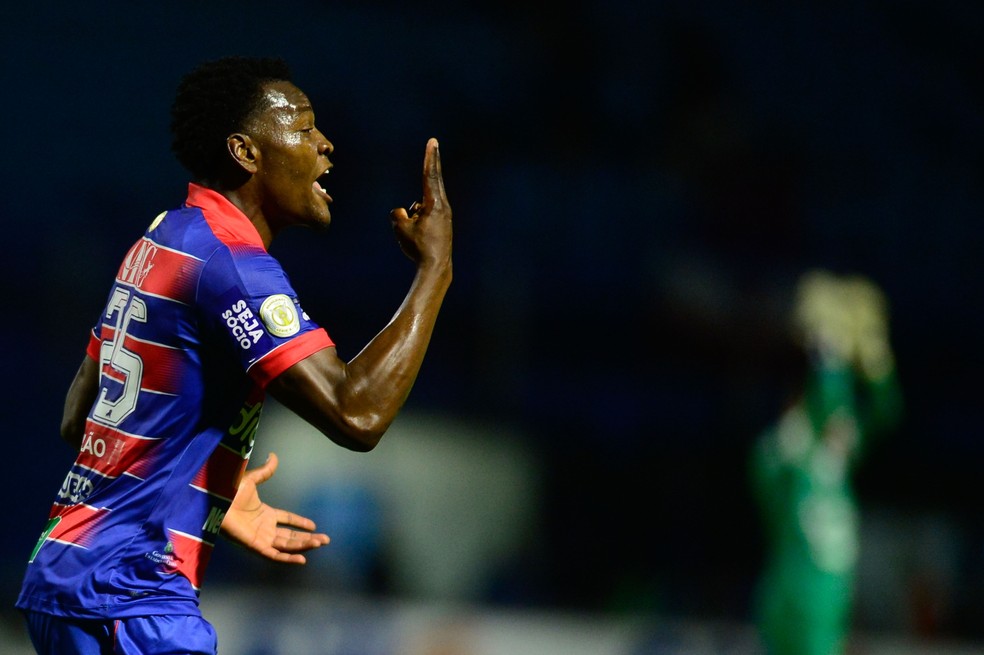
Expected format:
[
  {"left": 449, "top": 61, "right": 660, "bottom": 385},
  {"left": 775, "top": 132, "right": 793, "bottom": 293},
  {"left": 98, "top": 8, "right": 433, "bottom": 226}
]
[{"left": 266, "top": 138, "right": 452, "bottom": 451}]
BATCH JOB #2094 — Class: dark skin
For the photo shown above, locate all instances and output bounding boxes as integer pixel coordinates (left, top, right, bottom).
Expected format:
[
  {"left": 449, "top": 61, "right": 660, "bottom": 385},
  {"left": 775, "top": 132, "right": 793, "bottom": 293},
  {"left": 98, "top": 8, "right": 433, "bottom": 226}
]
[{"left": 60, "top": 80, "right": 453, "bottom": 562}]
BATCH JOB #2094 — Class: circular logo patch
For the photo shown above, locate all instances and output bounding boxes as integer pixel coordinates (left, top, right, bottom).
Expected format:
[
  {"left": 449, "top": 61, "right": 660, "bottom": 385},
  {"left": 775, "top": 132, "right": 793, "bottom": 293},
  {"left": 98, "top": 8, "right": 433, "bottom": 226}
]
[{"left": 259, "top": 294, "right": 300, "bottom": 337}]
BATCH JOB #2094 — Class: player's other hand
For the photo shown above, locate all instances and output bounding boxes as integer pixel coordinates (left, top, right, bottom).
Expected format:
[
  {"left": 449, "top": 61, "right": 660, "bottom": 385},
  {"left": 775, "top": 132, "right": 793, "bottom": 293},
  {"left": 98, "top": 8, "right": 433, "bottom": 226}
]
[{"left": 221, "top": 452, "right": 330, "bottom": 564}]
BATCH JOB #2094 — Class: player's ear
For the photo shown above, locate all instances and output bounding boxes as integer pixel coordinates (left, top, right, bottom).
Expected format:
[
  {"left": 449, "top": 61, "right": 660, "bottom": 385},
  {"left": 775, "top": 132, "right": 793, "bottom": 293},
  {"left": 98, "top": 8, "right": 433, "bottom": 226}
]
[{"left": 227, "top": 133, "right": 259, "bottom": 174}]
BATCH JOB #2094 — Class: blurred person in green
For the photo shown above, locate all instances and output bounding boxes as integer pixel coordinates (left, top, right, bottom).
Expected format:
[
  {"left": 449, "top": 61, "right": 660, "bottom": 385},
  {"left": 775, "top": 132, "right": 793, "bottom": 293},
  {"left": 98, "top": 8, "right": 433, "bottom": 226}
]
[{"left": 749, "top": 270, "right": 903, "bottom": 655}]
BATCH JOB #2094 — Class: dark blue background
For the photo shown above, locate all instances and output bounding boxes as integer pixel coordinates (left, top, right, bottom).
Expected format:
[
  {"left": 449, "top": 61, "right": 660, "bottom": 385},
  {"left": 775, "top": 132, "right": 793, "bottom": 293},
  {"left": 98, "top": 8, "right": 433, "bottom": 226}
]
[{"left": 3, "top": 0, "right": 981, "bottom": 640}]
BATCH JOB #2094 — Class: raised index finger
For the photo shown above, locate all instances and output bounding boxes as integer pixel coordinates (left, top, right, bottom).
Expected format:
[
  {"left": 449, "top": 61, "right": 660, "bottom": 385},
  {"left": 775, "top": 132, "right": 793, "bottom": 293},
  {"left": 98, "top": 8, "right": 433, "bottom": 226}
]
[{"left": 422, "top": 137, "right": 446, "bottom": 209}]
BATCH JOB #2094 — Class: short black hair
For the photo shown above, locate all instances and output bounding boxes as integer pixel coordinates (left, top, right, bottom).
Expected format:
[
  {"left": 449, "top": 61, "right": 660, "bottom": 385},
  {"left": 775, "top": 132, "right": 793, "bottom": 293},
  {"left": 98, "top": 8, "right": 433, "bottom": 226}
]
[{"left": 170, "top": 56, "right": 293, "bottom": 181}]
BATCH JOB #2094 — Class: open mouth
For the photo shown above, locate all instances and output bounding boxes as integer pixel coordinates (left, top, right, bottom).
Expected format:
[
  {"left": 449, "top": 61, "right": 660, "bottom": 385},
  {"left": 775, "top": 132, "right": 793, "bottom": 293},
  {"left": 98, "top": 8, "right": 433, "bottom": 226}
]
[{"left": 313, "top": 170, "right": 332, "bottom": 203}]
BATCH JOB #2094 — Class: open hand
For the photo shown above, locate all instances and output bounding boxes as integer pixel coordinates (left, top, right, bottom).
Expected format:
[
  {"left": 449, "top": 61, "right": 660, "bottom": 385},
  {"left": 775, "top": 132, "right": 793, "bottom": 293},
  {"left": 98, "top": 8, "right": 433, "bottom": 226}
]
[{"left": 221, "top": 452, "right": 329, "bottom": 564}]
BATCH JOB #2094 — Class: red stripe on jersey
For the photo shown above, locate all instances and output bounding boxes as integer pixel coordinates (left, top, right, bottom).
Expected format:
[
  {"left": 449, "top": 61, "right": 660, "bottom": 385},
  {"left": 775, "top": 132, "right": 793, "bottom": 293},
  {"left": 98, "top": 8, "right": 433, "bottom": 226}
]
[
  {"left": 86, "top": 330, "right": 100, "bottom": 361},
  {"left": 166, "top": 529, "right": 214, "bottom": 590},
  {"left": 191, "top": 445, "right": 248, "bottom": 501},
  {"left": 121, "top": 335, "right": 189, "bottom": 395},
  {"left": 100, "top": 325, "right": 117, "bottom": 344},
  {"left": 49, "top": 504, "right": 106, "bottom": 548},
  {"left": 94, "top": 326, "right": 189, "bottom": 396},
  {"left": 95, "top": 326, "right": 118, "bottom": 386},
  {"left": 76, "top": 422, "right": 160, "bottom": 479},
  {"left": 116, "top": 238, "right": 202, "bottom": 303}
]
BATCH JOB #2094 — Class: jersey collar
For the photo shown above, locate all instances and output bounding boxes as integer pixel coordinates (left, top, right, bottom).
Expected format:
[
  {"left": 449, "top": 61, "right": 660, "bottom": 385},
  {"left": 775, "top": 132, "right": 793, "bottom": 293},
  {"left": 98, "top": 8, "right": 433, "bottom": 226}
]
[{"left": 184, "top": 183, "right": 266, "bottom": 251}]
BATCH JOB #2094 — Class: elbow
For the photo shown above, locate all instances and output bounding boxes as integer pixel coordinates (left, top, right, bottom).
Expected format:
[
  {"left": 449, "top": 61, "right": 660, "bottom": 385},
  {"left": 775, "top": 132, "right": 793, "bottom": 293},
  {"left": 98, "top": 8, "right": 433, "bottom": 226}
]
[
  {"left": 266, "top": 368, "right": 396, "bottom": 452},
  {"left": 322, "top": 428, "right": 383, "bottom": 453},
  {"left": 324, "top": 417, "right": 390, "bottom": 452},
  {"left": 340, "top": 437, "right": 378, "bottom": 453}
]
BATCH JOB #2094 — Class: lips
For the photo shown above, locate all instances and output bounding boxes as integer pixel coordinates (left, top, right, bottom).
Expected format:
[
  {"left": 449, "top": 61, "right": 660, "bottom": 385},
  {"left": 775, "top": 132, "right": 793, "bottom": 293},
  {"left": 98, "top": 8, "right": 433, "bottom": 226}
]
[{"left": 313, "top": 175, "right": 332, "bottom": 204}]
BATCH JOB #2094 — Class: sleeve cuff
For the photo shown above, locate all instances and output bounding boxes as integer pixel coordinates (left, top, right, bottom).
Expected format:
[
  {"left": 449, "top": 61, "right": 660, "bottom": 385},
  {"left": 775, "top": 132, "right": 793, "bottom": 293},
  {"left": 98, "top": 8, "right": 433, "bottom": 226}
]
[{"left": 247, "top": 328, "right": 335, "bottom": 389}]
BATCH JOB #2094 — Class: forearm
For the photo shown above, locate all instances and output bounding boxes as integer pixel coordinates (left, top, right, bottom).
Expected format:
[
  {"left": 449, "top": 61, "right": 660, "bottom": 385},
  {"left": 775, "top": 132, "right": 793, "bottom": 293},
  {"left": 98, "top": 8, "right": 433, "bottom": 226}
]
[
  {"left": 339, "top": 135, "right": 453, "bottom": 432},
  {"left": 61, "top": 356, "right": 100, "bottom": 450},
  {"left": 268, "top": 264, "right": 450, "bottom": 451},
  {"left": 345, "top": 264, "right": 451, "bottom": 413}
]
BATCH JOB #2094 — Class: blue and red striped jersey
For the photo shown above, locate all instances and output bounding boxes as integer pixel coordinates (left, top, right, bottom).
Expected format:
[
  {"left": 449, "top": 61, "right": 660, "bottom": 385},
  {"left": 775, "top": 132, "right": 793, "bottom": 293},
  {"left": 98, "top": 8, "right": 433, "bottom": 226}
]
[{"left": 17, "top": 184, "right": 334, "bottom": 619}]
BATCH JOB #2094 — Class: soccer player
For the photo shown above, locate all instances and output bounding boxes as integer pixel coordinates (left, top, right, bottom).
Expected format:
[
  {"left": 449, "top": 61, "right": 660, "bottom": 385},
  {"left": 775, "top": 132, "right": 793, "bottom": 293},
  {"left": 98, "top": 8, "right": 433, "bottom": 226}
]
[
  {"left": 16, "top": 56, "right": 453, "bottom": 654},
  {"left": 749, "top": 270, "right": 902, "bottom": 655}
]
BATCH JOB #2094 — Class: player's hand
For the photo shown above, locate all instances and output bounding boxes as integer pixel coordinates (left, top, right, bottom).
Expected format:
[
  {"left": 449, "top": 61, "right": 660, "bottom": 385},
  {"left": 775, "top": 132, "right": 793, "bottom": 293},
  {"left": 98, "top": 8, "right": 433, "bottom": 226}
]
[
  {"left": 794, "top": 269, "right": 854, "bottom": 363},
  {"left": 845, "top": 275, "right": 895, "bottom": 380},
  {"left": 221, "top": 452, "right": 329, "bottom": 564},
  {"left": 390, "top": 138, "right": 452, "bottom": 269}
]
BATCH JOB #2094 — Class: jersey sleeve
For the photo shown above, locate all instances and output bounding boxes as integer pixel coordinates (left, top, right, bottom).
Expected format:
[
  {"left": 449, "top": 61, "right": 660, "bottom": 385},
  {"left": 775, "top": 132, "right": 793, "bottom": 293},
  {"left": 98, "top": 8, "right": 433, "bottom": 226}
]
[
  {"left": 197, "top": 244, "right": 334, "bottom": 388},
  {"left": 85, "top": 328, "right": 101, "bottom": 361}
]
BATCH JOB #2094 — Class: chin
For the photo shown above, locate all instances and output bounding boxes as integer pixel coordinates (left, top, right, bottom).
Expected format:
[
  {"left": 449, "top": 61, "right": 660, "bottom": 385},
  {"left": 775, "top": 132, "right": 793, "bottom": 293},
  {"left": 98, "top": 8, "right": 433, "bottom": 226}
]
[
  {"left": 309, "top": 214, "right": 332, "bottom": 231},
  {"left": 299, "top": 204, "right": 332, "bottom": 230},
  {"left": 314, "top": 203, "right": 332, "bottom": 228}
]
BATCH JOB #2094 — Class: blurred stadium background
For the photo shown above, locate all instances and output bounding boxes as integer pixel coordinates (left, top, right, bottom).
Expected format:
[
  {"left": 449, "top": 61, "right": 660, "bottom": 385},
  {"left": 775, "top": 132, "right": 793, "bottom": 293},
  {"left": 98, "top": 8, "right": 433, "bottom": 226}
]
[{"left": 2, "top": 2, "right": 982, "bottom": 653}]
